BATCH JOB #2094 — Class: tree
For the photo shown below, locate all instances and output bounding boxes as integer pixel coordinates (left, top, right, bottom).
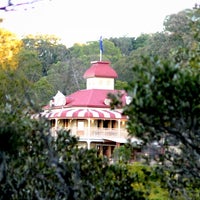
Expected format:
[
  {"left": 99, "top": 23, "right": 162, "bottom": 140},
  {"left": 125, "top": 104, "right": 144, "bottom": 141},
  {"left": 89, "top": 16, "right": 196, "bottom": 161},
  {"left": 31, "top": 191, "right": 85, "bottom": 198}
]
[
  {"left": 115, "top": 80, "right": 128, "bottom": 90},
  {"left": 113, "top": 145, "right": 132, "bottom": 163},
  {"left": 164, "top": 10, "right": 191, "bottom": 36},
  {"left": 118, "top": 8, "right": 200, "bottom": 198},
  {"left": 170, "top": 7, "right": 200, "bottom": 68},
  {"left": 109, "top": 37, "right": 136, "bottom": 56},
  {"left": 124, "top": 57, "right": 199, "bottom": 199},
  {"left": 133, "top": 34, "right": 150, "bottom": 50},
  {"left": 0, "top": 28, "right": 22, "bottom": 70},
  {"left": 47, "top": 57, "right": 87, "bottom": 95},
  {"left": 145, "top": 32, "right": 172, "bottom": 58},
  {"left": 17, "top": 48, "right": 43, "bottom": 82},
  {"left": 108, "top": 35, "right": 150, "bottom": 56},
  {"left": 107, "top": 6, "right": 200, "bottom": 199},
  {"left": 101, "top": 39, "right": 122, "bottom": 63},
  {"left": 69, "top": 39, "right": 122, "bottom": 64},
  {"left": 146, "top": 9, "right": 198, "bottom": 60},
  {"left": 22, "top": 35, "right": 69, "bottom": 76},
  {"left": 0, "top": 126, "right": 147, "bottom": 199},
  {"left": 32, "top": 77, "right": 55, "bottom": 106}
]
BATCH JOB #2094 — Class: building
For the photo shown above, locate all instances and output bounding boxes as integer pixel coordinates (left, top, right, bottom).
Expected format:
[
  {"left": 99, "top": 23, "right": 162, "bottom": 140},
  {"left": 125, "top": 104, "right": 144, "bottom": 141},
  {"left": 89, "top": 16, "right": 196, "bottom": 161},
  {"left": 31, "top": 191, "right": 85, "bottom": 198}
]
[{"left": 37, "top": 61, "right": 140, "bottom": 158}]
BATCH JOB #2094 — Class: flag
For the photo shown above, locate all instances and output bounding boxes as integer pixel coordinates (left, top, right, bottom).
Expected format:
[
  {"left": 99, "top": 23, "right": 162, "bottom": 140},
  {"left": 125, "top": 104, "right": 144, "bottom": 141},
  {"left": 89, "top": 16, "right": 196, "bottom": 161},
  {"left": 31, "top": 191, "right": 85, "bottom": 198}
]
[{"left": 99, "top": 36, "right": 103, "bottom": 53}]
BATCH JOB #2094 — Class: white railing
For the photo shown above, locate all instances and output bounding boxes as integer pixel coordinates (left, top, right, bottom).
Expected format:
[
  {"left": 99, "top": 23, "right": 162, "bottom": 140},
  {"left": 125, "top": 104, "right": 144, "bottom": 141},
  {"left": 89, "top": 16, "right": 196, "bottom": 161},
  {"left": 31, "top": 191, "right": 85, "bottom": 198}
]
[
  {"left": 70, "top": 127, "right": 128, "bottom": 139},
  {"left": 52, "top": 127, "right": 129, "bottom": 139}
]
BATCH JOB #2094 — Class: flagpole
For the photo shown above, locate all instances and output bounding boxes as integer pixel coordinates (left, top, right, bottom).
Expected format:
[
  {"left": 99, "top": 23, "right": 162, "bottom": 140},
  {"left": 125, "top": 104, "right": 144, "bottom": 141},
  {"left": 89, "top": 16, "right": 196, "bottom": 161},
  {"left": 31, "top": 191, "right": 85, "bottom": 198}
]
[
  {"left": 99, "top": 36, "right": 103, "bottom": 61},
  {"left": 100, "top": 49, "right": 102, "bottom": 61}
]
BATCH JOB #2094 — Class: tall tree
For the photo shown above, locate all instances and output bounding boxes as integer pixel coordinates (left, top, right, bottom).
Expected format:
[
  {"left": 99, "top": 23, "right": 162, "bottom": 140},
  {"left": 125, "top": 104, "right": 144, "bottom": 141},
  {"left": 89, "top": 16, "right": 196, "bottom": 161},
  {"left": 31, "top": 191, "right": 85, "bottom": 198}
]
[
  {"left": 47, "top": 57, "right": 87, "bottom": 95},
  {"left": 17, "top": 48, "right": 43, "bottom": 82},
  {"left": 109, "top": 37, "right": 136, "bottom": 56},
  {"left": 22, "top": 35, "right": 69, "bottom": 76},
  {"left": 116, "top": 7, "right": 200, "bottom": 199},
  {"left": 32, "top": 77, "right": 55, "bottom": 106},
  {"left": 69, "top": 39, "right": 122, "bottom": 64},
  {"left": 0, "top": 28, "right": 22, "bottom": 70}
]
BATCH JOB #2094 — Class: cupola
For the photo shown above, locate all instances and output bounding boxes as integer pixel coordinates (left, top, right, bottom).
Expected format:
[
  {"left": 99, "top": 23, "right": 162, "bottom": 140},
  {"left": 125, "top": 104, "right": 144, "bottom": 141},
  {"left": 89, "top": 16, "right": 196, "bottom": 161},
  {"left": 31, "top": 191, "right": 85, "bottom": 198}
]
[{"left": 83, "top": 61, "right": 118, "bottom": 90}]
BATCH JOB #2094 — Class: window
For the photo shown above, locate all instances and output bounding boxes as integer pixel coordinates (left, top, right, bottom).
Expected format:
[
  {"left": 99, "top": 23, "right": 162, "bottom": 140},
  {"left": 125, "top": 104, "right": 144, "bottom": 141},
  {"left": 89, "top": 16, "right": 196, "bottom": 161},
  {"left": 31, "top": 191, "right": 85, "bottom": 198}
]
[
  {"left": 50, "top": 119, "right": 55, "bottom": 127},
  {"left": 103, "top": 120, "right": 109, "bottom": 128}
]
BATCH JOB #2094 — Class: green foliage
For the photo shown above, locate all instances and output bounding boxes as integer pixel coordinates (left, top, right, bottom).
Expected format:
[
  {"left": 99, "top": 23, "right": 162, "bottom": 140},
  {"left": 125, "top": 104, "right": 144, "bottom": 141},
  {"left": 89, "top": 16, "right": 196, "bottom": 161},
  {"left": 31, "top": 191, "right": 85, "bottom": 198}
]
[
  {"left": 123, "top": 33, "right": 200, "bottom": 200},
  {"left": 113, "top": 57, "right": 135, "bottom": 83},
  {"left": 70, "top": 39, "right": 122, "bottom": 64},
  {"left": 0, "top": 67, "right": 149, "bottom": 200},
  {"left": 115, "top": 80, "right": 128, "bottom": 90},
  {"left": 109, "top": 35, "right": 150, "bottom": 56},
  {"left": 171, "top": 8, "right": 200, "bottom": 69},
  {"left": 46, "top": 61, "right": 71, "bottom": 94},
  {"left": 22, "top": 35, "right": 69, "bottom": 76},
  {"left": 134, "top": 34, "right": 150, "bottom": 50},
  {"left": 100, "top": 164, "right": 146, "bottom": 200},
  {"left": 108, "top": 7, "right": 200, "bottom": 199},
  {"left": 164, "top": 9, "right": 191, "bottom": 34},
  {"left": 129, "top": 163, "right": 170, "bottom": 200},
  {"left": 113, "top": 145, "right": 132, "bottom": 163},
  {"left": 109, "top": 37, "right": 136, "bottom": 56},
  {"left": 47, "top": 58, "right": 86, "bottom": 95},
  {"left": 102, "top": 40, "right": 122, "bottom": 63},
  {"left": 0, "top": 68, "right": 32, "bottom": 107},
  {"left": 125, "top": 57, "right": 199, "bottom": 136},
  {"left": 32, "top": 77, "right": 55, "bottom": 106},
  {"left": 17, "top": 48, "right": 43, "bottom": 82},
  {"left": 0, "top": 113, "right": 148, "bottom": 199},
  {"left": 0, "top": 68, "right": 39, "bottom": 155},
  {"left": 71, "top": 41, "right": 101, "bottom": 63}
]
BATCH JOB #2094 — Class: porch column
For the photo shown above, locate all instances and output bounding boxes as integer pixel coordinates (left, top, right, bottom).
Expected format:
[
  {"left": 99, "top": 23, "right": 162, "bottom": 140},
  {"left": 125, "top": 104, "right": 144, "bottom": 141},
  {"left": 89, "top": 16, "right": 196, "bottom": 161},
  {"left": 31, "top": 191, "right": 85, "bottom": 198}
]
[
  {"left": 87, "top": 118, "right": 91, "bottom": 137},
  {"left": 55, "top": 119, "right": 58, "bottom": 130},
  {"left": 99, "top": 145, "right": 103, "bottom": 156},
  {"left": 116, "top": 142, "right": 120, "bottom": 147},
  {"left": 87, "top": 140, "right": 91, "bottom": 149},
  {"left": 118, "top": 120, "right": 121, "bottom": 137},
  {"left": 87, "top": 118, "right": 91, "bottom": 149},
  {"left": 107, "top": 146, "right": 112, "bottom": 158},
  {"left": 52, "top": 118, "right": 59, "bottom": 137}
]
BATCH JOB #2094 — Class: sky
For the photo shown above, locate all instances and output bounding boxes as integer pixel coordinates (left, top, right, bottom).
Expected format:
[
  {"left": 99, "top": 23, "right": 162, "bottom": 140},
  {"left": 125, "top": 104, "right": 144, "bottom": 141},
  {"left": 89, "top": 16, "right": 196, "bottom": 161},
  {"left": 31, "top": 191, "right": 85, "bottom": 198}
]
[{"left": 0, "top": 0, "right": 198, "bottom": 47}]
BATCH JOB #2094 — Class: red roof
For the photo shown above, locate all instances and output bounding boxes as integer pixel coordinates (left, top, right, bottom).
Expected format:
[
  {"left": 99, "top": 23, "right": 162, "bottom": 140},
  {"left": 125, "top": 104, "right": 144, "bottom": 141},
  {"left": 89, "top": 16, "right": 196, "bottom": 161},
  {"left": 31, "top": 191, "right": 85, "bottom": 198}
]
[
  {"left": 64, "top": 89, "right": 126, "bottom": 108},
  {"left": 44, "top": 89, "right": 127, "bottom": 109},
  {"left": 83, "top": 61, "right": 118, "bottom": 78}
]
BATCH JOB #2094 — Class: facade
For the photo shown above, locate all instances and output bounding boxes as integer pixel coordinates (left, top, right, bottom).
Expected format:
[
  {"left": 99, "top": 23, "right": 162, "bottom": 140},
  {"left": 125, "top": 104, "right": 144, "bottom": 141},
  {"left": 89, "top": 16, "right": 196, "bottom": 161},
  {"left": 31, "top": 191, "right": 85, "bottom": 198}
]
[{"left": 38, "top": 61, "right": 140, "bottom": 158}]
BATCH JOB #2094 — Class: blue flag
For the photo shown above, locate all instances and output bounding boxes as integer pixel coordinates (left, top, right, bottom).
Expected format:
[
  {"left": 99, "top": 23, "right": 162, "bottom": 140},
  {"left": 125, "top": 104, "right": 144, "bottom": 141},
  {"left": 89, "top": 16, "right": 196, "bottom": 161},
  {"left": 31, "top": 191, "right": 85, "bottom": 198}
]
[{"left": 99, "top": 36, "right": 103, "bottom": 52}]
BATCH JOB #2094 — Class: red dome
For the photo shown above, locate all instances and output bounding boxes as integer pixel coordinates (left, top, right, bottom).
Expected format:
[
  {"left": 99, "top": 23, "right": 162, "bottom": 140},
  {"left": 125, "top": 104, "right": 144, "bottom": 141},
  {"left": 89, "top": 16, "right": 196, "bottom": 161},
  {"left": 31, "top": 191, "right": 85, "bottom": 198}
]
[{"left": 83, "top": 61, "right": 118, "bottom": 79}]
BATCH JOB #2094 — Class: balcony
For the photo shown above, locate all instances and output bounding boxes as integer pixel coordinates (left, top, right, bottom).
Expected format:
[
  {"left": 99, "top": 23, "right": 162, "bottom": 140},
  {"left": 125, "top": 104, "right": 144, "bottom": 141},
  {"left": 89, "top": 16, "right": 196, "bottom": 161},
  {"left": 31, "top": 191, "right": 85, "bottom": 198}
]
[{"left": 52, "top": 127, "right": 129, "bottom": 141}]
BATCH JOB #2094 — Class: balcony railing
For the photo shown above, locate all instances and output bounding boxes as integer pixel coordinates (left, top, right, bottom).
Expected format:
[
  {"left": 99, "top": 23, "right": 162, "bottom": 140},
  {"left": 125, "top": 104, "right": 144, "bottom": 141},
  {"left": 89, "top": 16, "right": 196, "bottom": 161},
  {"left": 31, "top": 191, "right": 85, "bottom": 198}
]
[
  {"left": 89, "top": 128, "right": 128, "bottom": 138},
  {"left": 52, "top": 127, "right": 129, "bottom": 140}
]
